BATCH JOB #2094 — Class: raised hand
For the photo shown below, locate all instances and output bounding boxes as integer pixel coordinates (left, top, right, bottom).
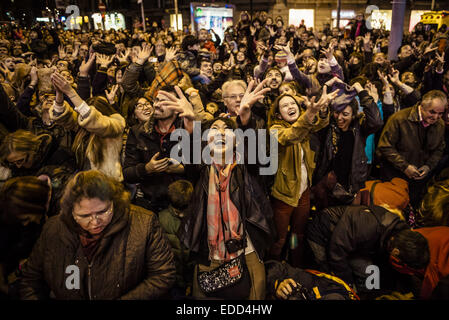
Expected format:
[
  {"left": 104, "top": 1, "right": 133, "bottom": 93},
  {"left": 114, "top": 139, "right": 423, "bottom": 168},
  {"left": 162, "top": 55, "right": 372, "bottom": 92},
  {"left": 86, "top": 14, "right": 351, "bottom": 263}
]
[
  {"left": 0, "top": 62, "right": 13, "bottom": 82},
  {"left": 28, "top": 57, "right": 37, "bottom": 67},
  {"left": 275, "top": 42, "right": 294, "bottom": 61},
  {"left": 388, "top": 67, "right": 401, "bottom": 85},
  {"left": 79, "top": 52, "right": 96, "bottom": 77},
  {"left": 58, "top": 45, "right": 67, "bottom": 59},
  {"left": 240, "top": 79, "right": 271, "bottom": 113},
  {"left": 51, "top": 71, "right": 75, "bottom": 96},
  {"left": 423, "top": 43, "right": 438, "bottom": 56},
  {"left": 365, "top": 81, "right": 379, "bottom": 102},
  {"left": 250, "top": 25, "right": 256, "bottom": 36},
  {"left": 268, "top": 26, "right": 276, "bottom": 37},
  {"left": 96, "top": 53, "right": 114, "bottom": 69},
  {"left": 72, "top": 43, "right": 80, "bottom": 58},
  {"left": 222, "top": 53, "right": 235, "bottom": 71},
  {"left": 158, "top": 86, "right": 195, "bottom": 120},
  {"left": 135, "top": 42, "right": 154, "bottom": 65},
  {"left": 377, "top": 69, "right": 389, "bottom": 87},
  {"left": 305, "top": 85, "right": 339, "bottom": 114},
  {"left": 363, "top": 32, "right": 372, "bottom": 51},
  {"left": 321, "top": 45, "right": 334, "bottom": 61},
  {"left": 164, "top": 46, "right": 179, "bottom": 62},
  {"left": 29, "top": 66, "right": 38, "bottom": 87},
  {"left": 105, "top": 84, "right": 119, "bottom": 105},
  {"left": 351, "top": 81, "right": 365, "bottom": 93},
  {"left": 116, "top": 48, "right": 130, "bottom": 64},
  {"left": 435, "top": 51, "right": 445, "bottom": 72}
]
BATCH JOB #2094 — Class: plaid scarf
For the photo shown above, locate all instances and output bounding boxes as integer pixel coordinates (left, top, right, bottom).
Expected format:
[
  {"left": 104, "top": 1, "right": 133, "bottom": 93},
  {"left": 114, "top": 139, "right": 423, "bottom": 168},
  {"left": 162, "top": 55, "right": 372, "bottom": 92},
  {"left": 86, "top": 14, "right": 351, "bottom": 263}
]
[
  {"left": 144, "top": 60, "right": 184, "bottom": 103},
  {"left": 207, "top": 163, "right": 241, "bottom": 261}
]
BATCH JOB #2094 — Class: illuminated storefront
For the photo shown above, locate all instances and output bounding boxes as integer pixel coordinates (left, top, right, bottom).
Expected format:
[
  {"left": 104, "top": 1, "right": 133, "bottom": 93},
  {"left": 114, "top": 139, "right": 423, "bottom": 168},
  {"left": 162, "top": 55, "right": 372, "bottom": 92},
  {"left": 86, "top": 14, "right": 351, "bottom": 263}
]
[
  {"left": 409, "top": 10, "right": 428, "bottom": 32},
  {"left": 331, "top": 10, "right": 355, "bottom": 28},
  {"left": 91, "top": 12, "right": 126, "bottom": 30},
  {"left": 288, "top": 9, "right": 315, "bottom": 29},
  {"left": 190, "top": 3, "right": 234, "bottom": 43},
  {"left": 371, "top": 10, "right": 392, "bottom": 30},
  {"left": 170, "top": 14, "right": 183, "bottom": 31}
]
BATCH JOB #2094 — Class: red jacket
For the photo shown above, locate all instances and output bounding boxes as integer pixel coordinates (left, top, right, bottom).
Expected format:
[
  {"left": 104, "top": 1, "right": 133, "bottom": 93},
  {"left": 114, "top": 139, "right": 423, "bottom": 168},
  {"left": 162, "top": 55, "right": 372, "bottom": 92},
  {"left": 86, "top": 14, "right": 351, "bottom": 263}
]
[
  {"left": 201, "top": 40, "right": 216, "bottom": 53},
  {"left": 415, "top": 226, "right": 449, "bottom": 299}
]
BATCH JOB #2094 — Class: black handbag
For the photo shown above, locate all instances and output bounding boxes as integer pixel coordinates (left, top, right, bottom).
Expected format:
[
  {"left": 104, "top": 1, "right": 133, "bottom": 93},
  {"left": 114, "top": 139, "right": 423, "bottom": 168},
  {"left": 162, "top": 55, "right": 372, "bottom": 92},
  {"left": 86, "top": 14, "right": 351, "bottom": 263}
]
[{"left": 197, "top": 253, "right": 251, "bottom": 300}]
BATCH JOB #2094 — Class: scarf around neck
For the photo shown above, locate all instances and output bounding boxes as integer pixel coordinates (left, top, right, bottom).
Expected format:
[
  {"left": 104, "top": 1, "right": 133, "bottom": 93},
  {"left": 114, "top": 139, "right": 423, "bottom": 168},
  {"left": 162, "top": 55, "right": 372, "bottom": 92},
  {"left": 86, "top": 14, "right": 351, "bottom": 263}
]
[{"left": 206, "top": 163, "right": 241, "bottom": 261}]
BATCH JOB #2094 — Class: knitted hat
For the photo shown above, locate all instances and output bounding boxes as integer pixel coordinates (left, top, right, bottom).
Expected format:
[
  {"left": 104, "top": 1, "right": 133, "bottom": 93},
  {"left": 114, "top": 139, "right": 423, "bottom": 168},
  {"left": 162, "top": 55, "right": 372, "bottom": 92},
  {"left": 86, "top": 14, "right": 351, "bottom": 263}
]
[
  {"left": 275, "top": 51, "right": 288, "bottom": 63},
  {"left": 364, "top": 178, "right": 410, "bottom": 211}
]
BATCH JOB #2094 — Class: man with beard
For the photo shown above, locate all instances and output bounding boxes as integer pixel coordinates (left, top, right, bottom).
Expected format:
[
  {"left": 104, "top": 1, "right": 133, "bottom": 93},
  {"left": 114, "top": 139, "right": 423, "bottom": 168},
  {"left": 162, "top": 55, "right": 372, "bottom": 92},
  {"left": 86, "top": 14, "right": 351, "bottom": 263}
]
[{"left": 123, "top": 85, "right": 192, "bottom": 213}]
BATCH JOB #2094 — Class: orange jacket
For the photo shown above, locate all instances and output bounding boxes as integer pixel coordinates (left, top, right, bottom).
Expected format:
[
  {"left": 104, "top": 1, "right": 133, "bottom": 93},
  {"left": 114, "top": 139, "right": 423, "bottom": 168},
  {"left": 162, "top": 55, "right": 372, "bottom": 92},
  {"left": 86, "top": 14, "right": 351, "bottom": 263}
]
[{"left": 415, "top": 226, "right": 449, "bottom": 299}]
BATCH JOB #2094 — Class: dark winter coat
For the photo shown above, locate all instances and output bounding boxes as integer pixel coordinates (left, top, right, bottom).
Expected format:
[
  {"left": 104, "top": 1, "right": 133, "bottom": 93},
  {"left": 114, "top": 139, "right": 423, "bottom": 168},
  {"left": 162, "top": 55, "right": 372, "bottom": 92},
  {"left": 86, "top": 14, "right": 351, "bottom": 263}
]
[
  {"left": 178, "top": 164, "right": 276, "bottom": 265},
  {"left": 18, "top": 204, "right": 176, "bottom": 300},
  {"left": 123, "top": 117, "right": 186, "bottom": 212},
  {"left": 265, "top": 260, "right": 357, "bottom": 300},
  {"left": 376, "top": 104, "right": 445, "bottom": 177},
  {"left": 306, "top": 205, "right": 409, "bottom": 284},
  {"left": 314, "top": 90, "right": 383, "bottom": 194}
]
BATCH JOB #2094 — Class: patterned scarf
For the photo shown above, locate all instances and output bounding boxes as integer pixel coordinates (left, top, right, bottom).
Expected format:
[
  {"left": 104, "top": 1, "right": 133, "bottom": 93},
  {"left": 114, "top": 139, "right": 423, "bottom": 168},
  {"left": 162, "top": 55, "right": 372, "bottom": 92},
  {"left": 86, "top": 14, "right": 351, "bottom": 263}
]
[{"left": 207, "top": 163, "right": 241, "bottom": 261}]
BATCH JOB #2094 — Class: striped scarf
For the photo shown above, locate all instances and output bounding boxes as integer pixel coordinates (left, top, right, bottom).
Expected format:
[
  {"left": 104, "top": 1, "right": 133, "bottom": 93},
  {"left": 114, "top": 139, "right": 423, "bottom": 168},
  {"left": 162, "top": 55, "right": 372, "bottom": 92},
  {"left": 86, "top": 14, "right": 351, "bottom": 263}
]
[{"left": 207, "top": 163, "right": 241, "bottom": 261}]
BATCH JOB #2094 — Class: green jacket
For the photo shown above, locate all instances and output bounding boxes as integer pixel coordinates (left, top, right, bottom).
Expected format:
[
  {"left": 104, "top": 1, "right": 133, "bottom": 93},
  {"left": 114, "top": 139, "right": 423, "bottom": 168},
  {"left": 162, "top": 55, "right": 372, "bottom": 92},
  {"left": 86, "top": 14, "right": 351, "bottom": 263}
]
[
  {"left": 270, "top": 111, "right": 329, "bottom": 207},
  {"left": 158, "top": 205, "right": 193, "bottom": 289}
]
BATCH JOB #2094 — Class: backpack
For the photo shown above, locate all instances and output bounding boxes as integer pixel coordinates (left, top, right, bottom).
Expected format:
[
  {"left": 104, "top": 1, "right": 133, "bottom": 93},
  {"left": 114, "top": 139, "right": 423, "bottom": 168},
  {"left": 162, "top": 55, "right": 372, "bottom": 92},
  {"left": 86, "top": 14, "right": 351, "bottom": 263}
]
[{"left": 300, "top": 269, "right": 359, "bottom": 300}]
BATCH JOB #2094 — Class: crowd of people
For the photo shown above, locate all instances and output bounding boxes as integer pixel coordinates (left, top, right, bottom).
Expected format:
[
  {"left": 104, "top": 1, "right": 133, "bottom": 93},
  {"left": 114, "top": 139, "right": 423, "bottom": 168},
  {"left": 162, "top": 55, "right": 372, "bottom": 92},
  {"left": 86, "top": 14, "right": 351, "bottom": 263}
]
[{"left": 0, "top": 10, "right": 448, "bottom": 301}]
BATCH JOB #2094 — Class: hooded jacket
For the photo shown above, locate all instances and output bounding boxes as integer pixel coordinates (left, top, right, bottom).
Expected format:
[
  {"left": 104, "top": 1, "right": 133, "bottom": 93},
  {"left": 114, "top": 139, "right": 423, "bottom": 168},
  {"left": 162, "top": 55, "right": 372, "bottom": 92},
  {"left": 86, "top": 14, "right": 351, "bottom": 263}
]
[
  {"left": 18, "top": 204, "right": 176, "bottom": 300},
  {"left": 306, "top": 205, "right": 409, "bottom": 285}
]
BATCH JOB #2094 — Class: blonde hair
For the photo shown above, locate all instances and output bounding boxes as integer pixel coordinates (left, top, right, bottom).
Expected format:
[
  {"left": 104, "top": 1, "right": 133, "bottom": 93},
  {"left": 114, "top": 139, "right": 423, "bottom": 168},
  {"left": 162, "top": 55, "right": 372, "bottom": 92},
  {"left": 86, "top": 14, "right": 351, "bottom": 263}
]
[{"left": 0, "top": 130, "right": 51, "bottom": 166}]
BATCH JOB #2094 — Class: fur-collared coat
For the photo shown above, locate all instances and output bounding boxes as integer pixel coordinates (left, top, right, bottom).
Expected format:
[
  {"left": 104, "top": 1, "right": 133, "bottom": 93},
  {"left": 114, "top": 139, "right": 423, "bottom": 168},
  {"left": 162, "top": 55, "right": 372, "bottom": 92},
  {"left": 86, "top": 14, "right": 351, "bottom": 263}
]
[{"left": 50, "top": 101, "right": 126, "bottom": 181}]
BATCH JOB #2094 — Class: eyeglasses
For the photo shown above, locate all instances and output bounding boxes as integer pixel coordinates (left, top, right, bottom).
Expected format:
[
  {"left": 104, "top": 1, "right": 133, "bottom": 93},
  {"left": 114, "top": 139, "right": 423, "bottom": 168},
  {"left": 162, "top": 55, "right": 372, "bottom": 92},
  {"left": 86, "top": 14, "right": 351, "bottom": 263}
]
[
  {"left": 73, "top": 203, "right": 113, "bottom": 223},
  {"left": 136, "top": 102, "right": 152, "bottom": 110},
  {"left": 224, "top": 93, "right": 244, "bottom": 100}
]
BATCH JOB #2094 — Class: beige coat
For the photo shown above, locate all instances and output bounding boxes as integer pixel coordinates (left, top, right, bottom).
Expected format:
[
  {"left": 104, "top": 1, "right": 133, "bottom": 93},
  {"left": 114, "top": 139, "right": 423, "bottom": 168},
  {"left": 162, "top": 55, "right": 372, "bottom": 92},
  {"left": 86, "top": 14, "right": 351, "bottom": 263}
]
[{"left": 50, "top": 102, "right": 126, "bottom": 181}]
